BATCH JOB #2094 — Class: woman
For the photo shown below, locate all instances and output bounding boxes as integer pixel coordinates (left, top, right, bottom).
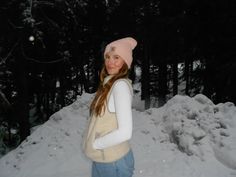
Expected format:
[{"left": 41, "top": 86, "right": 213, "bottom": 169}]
[{"left": 83, "top": 37, "right": 137, "bottom": 177}]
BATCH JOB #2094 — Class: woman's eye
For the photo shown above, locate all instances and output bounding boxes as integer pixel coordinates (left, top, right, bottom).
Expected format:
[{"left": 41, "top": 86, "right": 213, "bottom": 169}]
[{"left": 114, "top": 56, "right": 119, "bottom": 59}]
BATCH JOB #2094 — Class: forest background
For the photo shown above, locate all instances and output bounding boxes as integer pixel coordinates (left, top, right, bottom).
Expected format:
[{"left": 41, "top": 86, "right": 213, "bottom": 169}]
[{"left": 0, "top": 0, "right": 236, "bottom": 156}]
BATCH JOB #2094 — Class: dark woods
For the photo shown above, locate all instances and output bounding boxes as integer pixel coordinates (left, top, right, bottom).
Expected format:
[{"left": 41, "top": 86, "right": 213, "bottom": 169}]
[{"left": 0, "top": 0, "right": 236, "bottom": 153}]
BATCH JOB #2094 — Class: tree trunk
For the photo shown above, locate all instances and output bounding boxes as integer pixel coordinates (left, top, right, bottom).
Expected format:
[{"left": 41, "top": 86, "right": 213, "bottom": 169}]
[
  {"left": 158, "top": 61, "right": 167, "bottom": 107},
  {"left": 59, "top": 75, "right": 66, "bottom": 107},
  {"left": 141, "top": 40, "right": 150, "bottom": 109},
  {"left": 173, "top": 61, "right": 178, "bottom": 96},
  {"left": 189, "top": 58, "right": 193, "bottom": 95},
  {"left": 203, "top": 58, "right": 214, "bottom": 100},
  {"left": 14, "top": 46, "right": 30, "bottom": 142},
  {"left": 79, "top": 60, "right": 89, "bottom": 93},
  {"left": 185, "top": 57, "right": 190, "bottom": 95},
  {"left": 0, "top": 91, "right": 13, "bottom": 145},
  {"left": 36, "top": 93, "right": 43, "bottom": 122}
]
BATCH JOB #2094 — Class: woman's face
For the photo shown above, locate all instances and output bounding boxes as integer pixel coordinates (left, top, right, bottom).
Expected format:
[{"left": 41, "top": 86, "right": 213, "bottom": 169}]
[{"left": 104, "top": 51, "right": 125, "bottom": 75}]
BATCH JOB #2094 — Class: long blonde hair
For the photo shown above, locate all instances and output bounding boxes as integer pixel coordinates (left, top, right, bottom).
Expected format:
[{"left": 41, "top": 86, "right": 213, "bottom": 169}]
[{"left": 90, "top": 63, "right": 129, "bottom": 117}]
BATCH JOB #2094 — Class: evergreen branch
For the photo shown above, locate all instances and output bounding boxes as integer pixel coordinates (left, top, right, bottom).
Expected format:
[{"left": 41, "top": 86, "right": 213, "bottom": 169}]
[
  {"left": 65, "top": 0, "right": 78, "bottom": 26},
  {"left": 40, "top": 7, "right": 60, "bottom": 29},
  {"left": 0, "top": 39, "right": 21, "bottom": 64},
  {"left": 0, "top": 90, "right": 11, "bottom": 109},
  {"left": 7, "top": 19, "right": 24, "bottom": 29},
  {"left": 21, "top": 43, "right": 66, "bottom": 64},
  {"left": 34, "top": 1, "right": 55, "bottom": 7}
]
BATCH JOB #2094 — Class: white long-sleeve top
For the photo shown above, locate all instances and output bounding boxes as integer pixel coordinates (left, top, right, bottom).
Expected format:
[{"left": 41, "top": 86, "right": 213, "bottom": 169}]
[{"left": 93, "top": 77, "right": 133, "bottom": 150}]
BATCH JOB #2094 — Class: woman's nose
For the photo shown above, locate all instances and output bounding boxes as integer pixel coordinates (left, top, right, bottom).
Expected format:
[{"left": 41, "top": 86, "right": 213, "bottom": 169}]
[{"left": 107, "top": 59, "right": 114, "bottom": 65}]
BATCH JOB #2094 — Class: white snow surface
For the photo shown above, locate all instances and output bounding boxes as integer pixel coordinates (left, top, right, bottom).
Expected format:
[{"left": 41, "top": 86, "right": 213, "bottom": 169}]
[{"left": 0, "top": 92, "right": 236, "bottom": 177}]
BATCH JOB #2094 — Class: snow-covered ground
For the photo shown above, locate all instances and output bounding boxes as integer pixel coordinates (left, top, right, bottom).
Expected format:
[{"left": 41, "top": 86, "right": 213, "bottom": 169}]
[{"left": 0, "top": 87, "right": 236, "bottom": 177}]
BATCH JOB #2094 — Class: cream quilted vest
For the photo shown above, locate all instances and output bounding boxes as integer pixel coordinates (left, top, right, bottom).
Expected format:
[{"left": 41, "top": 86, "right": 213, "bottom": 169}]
[{"left": 83, "top": 79, "right": 132, "bottom": 163}]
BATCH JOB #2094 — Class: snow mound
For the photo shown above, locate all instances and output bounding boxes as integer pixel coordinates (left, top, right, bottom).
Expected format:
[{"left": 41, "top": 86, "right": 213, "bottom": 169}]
[
  {"left": 0, "top": 94, "right": 93, "bottom": 177},
  {"left": 162, "top": 94, "right": 236, "bottom": 169},
  {"left": 0, "top": 93, "right": 236, "bottom": 177}
]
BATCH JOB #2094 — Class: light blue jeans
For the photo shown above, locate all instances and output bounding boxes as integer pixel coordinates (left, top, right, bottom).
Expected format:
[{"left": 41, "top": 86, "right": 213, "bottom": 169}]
[{"left": 92, "top": 150, "right": 134, "bottom": 177}]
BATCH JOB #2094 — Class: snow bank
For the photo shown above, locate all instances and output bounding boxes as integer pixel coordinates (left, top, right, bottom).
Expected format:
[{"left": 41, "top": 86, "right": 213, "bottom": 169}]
[
  {"left": 162, "top": 94, "right": 236, "bottom": 169},
  {"left": 0, "top": 93, "right": 236, "bottom": 177}
]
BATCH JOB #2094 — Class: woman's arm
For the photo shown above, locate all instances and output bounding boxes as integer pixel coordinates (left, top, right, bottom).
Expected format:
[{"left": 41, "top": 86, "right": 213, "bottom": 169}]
[{"left": 93, "top": 80, "right": 133, "bottom": 149}]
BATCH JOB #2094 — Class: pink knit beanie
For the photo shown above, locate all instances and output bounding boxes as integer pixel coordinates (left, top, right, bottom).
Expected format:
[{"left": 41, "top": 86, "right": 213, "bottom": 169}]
[{"left": 104, "top": 37, "right": 137, "bottom": 68}]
